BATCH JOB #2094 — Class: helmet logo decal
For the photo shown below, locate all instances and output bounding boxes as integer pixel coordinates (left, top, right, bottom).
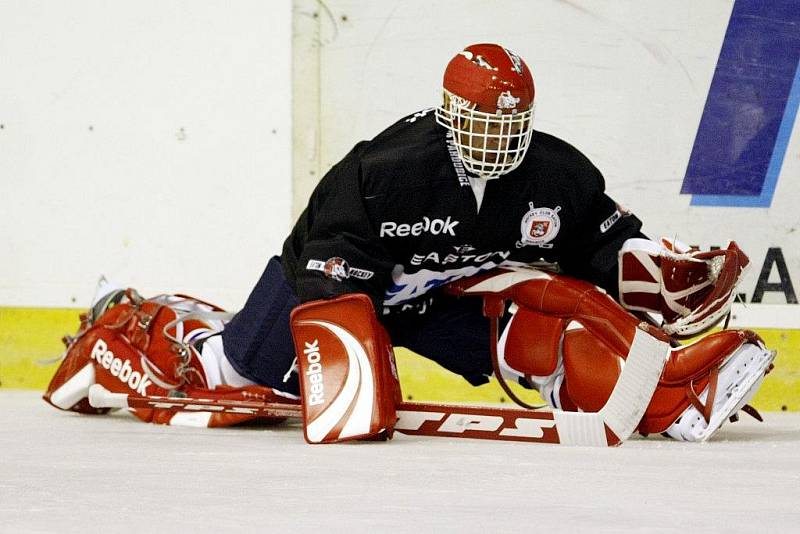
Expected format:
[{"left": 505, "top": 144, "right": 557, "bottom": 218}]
[
  {"left": 516, "top": 203, "right": 562, "bottom": 249},
  {"left": 474, "top": 55, "right": 496, "bottom": 71},
  {"left": 504, "top": 48, "right": 524, "bottom": 74},
  {"left": 461, "top": 50, "right": 497, "bottom": 71},
  {"left": 497, "top": 91, "right": 520, "bottom": 110}
]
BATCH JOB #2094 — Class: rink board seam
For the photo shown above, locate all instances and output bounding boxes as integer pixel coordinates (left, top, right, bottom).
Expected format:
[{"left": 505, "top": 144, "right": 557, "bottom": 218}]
[{"left": 0, "top": 306, "right": 797, "bottom": 411}]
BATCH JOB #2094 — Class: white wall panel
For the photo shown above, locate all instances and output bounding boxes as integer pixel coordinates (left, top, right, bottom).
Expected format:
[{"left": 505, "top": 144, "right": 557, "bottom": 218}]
[
  {"left": 0, "top": 0, "right": 292, "bottom": 308},
  {"left": 298, "top": 0, "right": 800, "bottom": 314},
  {"left": 4, "top": 0, "right": 799, "bottom": 318}
]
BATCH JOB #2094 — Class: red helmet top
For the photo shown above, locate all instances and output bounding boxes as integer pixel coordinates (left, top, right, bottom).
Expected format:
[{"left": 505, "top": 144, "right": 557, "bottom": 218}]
[
  {"left": 442, "top": 43, "right": 535, "bottom": 113},
  {"left": 436, "top": 44, "right": 536, "bottom": 179}
]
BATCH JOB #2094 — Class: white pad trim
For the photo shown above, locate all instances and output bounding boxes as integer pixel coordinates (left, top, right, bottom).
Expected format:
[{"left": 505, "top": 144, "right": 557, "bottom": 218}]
[
  {"left": 168, "top": 411, "right": 214, "bottom": 427},
  {"left": 462, "top": 268, "right": 552, "bottom": 294},
  {"left": 49, "top": 363, "right": 96, "bottom": 409}
]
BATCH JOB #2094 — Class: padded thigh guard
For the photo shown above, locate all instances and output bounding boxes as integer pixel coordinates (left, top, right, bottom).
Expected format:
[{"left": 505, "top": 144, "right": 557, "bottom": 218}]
[
  {"left": 450, "top": 269, "right": 665, "bottom": 411},
  {"left": 490, "top": 271, "right": 656, "bottom": 411},
  {"left": 290, "top": 294, "right": 400, "bottom": 444}
]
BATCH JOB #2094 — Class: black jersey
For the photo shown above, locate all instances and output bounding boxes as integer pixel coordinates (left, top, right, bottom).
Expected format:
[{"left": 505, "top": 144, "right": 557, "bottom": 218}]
[{"left": 282, "top": 109, "right": 644, "bottom": 312}]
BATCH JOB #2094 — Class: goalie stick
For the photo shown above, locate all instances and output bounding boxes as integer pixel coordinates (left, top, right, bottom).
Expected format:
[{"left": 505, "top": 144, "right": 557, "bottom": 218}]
[
  {"left": 88, "top": 385, "right": 302, "bottom": 418},
  {"left": 89, "top": 326, "right": 669, "bottom": 447}
]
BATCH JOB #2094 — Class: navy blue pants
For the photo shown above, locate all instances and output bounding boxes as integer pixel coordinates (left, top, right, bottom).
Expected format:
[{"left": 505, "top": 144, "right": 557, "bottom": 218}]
[{"left": 221, "top": 257, "right": 494, "bottom": 396}]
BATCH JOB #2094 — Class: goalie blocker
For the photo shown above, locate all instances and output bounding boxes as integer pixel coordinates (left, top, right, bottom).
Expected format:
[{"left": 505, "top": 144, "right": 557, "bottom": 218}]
[{"left": 290, "top": 294, "right": 401, "bottom": 444}]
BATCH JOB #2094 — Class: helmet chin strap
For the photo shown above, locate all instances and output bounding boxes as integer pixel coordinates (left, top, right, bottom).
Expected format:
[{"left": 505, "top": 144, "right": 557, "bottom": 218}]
[{"left": 466, "top": 165, "right": 501, "bottom": 181}]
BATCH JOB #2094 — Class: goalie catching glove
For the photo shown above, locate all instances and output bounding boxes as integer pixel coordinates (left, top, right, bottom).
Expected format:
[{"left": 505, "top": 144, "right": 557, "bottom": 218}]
[
  {"left": 619, "top": 238, "right": 749, "bottom": 336},
  {"left": 43, "top": 280, "right": 297, "bottom": 427}
]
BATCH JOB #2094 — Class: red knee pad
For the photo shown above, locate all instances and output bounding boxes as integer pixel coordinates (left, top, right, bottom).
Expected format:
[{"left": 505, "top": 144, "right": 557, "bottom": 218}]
[
  {"left": 502, "top": 307, "right": 564, "bottom": 379},
  {"left": 562, "top": 327, "right": 624, "bottom": 412}
]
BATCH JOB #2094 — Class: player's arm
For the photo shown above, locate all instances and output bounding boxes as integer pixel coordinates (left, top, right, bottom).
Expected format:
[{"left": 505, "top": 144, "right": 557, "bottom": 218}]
[
  {"left": 557, "top": 164, "right": 645, "bottom": 298},
  {"left": 285, "top": 146, "right": 395, "bottom": 312},
  {"left": 558, "top": 167, "right": 748, "bottom": 337}
]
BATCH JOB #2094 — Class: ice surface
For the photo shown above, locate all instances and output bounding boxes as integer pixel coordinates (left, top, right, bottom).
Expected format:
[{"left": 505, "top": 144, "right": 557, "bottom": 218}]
[{"left": 2, "top": 391, "right": 798, "bottom": 533}]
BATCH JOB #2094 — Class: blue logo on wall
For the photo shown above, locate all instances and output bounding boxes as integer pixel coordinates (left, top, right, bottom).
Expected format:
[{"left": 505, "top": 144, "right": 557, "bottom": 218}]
[{"left": 681, "top": 0, "right": 800, "bottom": 208}]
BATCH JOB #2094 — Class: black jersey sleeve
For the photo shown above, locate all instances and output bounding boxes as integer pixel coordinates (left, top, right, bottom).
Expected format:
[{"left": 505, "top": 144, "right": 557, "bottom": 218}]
[
  {"left": 282, "top": 145, "right": 395, "bottom": 311},
  {"left": 559, "top": 167, "right": 646, "bottom": 299}
]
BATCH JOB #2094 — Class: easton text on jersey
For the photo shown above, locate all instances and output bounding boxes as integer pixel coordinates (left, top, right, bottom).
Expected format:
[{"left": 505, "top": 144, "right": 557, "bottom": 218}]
[{"left": 410, "top": 250, "right": 510, "bottom": 266}]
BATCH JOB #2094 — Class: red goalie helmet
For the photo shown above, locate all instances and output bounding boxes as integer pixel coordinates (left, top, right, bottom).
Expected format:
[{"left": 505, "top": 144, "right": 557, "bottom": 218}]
[{"left": 436, "top": 43, "right": 536, "bottom": 179}]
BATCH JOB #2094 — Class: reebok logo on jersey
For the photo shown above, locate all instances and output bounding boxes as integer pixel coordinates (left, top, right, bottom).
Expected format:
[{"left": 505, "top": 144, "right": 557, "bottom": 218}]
[
  {"left": 303, "top": 339, "right": 325, "bottom": 406},
  {"left": 380, "top": 216, "right": 459, "bottom": 238},
  {"left": 90, "top": 338, "right": 152, "bottom": 395}
]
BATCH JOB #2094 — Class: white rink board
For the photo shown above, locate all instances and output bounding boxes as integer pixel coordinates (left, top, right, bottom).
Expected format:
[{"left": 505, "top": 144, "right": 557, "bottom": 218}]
[
  {"left": 298, "top": 0, "right": 800, "bottom": 322},
  {"left": 3, "top": 391, "right": 799, "bottom": 533},
  {"left": 2, "top": 0, "right": 798, "bottom": 323},
  {"left": 0, "top": 1, "right": 292, "bottom": 308}
]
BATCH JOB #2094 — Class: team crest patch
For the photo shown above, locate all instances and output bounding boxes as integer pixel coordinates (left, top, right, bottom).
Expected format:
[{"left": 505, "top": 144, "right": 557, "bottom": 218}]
[
  {"left": 306, "top": 258, "right": 374, "bottom": 282},
  {"left": 516, "top": 203, "right": 561, "bottom": 249}
]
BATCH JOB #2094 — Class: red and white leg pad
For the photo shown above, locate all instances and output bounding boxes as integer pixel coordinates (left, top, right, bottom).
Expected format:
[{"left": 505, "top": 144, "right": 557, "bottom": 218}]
[
  {"left": 457, "top": 268, "right": 777, "bottom": 442},
  {"left": 290, "top": 294, "right": 401, "bottom": 444},
  {"left": 44, "top": 282, "right": 296, "bottom": 428},
  {"left": 499, "top": 306, "right": 775, "bottom": 441}
]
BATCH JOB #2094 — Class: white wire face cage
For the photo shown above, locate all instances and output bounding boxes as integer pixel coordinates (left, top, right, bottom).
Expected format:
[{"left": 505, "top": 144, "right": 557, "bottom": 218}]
[{"left": 436, "top": 90, "right": 535, "bottom": 179}]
